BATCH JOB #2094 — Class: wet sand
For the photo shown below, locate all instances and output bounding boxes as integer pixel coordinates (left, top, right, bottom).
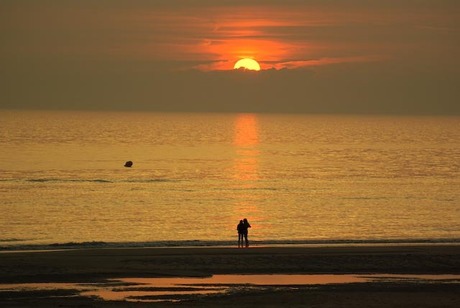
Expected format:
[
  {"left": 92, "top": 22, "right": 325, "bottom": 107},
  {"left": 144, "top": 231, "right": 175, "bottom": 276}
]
[{"left": 1, "top": 245, "right": 459, "bottom": 306}]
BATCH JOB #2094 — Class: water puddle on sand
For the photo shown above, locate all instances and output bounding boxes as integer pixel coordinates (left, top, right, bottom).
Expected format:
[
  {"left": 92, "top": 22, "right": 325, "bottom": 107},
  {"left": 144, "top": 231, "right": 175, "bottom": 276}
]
[{"left": 1, "top": 274, "right": 459, "bottom": 303}]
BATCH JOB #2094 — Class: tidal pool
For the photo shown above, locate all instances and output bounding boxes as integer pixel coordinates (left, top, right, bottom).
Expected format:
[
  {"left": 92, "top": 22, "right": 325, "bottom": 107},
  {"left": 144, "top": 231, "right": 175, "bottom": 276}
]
[{"left": 2, "top": 274, "right": 459, "bottom": 303}]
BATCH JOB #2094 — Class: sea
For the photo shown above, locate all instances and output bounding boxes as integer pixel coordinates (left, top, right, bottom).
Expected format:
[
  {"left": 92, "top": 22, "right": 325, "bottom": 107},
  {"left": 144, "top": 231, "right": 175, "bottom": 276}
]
[{"left": 1, "top": 110, "right": 459, "bottom": 250}]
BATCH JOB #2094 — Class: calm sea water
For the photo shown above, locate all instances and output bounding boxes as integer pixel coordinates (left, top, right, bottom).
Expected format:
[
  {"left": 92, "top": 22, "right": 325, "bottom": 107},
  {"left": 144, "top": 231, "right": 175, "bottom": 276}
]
[{"left": 1, "top": 111, "right": 459, "bottom": 249}]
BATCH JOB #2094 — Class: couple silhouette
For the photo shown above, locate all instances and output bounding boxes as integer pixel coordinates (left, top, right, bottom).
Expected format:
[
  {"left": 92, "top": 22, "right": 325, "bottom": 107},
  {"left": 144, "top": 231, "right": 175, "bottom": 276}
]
[{"left": 236, "top": 218, "right": 251, "bottom": 248}]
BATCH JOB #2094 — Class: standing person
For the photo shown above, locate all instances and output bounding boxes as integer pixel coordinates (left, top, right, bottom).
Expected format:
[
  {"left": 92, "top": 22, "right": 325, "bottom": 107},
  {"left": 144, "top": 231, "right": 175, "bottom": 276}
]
[
  {"left": 242, "top": 218, "right": 251, "bottom": 247},
  {"left": 236, "top": 220, "right": 244, "bottom": 248}
]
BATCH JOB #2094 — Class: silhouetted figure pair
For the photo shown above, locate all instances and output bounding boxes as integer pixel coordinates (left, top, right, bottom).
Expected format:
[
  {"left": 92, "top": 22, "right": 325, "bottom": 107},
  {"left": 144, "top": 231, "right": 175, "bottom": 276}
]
[{"left": 236, "top": 218, "right": 251, "bottom": 248}]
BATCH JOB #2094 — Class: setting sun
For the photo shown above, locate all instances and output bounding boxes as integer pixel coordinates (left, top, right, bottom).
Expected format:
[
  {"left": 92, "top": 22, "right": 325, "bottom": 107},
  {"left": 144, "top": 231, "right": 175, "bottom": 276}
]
[{"left": 234, "top": 58, "right": 261, "bottom": 71}]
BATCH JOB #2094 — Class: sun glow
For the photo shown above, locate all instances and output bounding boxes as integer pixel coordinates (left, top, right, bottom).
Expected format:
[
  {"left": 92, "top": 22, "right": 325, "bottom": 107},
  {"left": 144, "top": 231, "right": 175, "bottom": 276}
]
[{"left": 233, "top": 58, "right": 261, "bottom": 71}]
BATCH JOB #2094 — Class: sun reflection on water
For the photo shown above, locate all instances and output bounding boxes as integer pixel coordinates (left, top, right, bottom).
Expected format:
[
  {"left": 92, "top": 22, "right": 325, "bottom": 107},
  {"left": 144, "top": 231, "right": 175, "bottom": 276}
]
[
  {"left": 231, "top": 114, "right": 264, "bottom": 238},
  {"left": 233, "top": 113, "right": 259, "bottom": 181}
]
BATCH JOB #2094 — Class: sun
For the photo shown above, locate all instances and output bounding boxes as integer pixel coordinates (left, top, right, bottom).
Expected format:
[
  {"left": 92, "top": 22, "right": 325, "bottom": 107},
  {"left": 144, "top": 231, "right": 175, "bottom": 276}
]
[{"left": 234, "top": 58, "right": 261, "bottom": 71}]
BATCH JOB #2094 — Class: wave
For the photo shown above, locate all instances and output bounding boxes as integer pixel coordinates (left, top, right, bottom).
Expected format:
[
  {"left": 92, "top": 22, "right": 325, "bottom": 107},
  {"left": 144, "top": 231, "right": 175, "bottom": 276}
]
[
  {"left": 1, "top": 238, "right": 459, "bottom": 251},
  {"left": 0, "top": 238, "right": 33, "bottom": 243},
  {"left": 27, "top": 178, "right": 112, "bottom": 183},
  {"left": 126, "top": 179, "right": 178, "bottom": 183},
  {"left": 23, "top": 178, "right": 176, "bottom": 184}
]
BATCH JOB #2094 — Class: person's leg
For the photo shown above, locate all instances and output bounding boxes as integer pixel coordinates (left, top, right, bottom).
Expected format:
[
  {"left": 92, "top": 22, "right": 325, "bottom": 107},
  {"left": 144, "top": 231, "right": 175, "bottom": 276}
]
[{"left": 244, "top": 233, "right": 249, "bottom": 247}]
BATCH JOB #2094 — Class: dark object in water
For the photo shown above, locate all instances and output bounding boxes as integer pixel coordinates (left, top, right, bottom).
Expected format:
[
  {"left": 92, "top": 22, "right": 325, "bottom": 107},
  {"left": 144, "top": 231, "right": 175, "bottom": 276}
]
[{"left": 124, "top": 161, "right": 133, "bottom": 168}]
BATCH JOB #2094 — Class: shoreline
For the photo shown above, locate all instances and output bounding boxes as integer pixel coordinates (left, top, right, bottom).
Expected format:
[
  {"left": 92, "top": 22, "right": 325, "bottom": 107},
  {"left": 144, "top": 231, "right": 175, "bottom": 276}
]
[
  {"left": 2, "top": 237, "right": 460, "bottom": 252},
  {"left": 3, "top": 242, "right": 460, "bottom": 254},
  {"left": 1, "top": 245, "right": 459, "bottom": 306}
]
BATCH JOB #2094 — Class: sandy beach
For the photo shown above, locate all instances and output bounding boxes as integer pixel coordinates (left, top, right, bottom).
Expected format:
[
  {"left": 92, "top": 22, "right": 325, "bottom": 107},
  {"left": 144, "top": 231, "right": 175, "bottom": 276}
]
[{"left": 1, "top": 245, "right": 459, "bottom": 306}]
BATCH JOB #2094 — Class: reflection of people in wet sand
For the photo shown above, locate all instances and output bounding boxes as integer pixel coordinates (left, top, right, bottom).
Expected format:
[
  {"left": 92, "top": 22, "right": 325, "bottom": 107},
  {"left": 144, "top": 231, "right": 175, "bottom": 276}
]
[
  {"left": 237, "top": 220, "right": 244, "bottom": 248},
  {"left": 242, "top": 218, "right": 251, "bottom": 247}
]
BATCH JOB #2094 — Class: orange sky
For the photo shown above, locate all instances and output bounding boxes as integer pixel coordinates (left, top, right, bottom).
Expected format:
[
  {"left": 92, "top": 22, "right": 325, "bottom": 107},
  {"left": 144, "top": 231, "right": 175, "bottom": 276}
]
[
  {"left": 0, "top": 0, "right": 458, "bottom": 114},
  {"left": 5, "top": 1, "right": 456, "bottom": 70},
  {"left": 125, "top": 5, "right": 389, "bottom": 70},
  {"left": 106, "top": 2, "right": 458, "bottom": 71}
]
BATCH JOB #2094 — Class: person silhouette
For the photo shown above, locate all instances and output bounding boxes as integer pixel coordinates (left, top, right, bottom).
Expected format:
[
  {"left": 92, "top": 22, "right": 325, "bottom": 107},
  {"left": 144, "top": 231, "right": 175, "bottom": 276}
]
[
  {"left": 237, "top": 220, "right": 244, "bottom": 248},
  {"left": 242, "top": 218, "right": 251, "bottom": 247}
]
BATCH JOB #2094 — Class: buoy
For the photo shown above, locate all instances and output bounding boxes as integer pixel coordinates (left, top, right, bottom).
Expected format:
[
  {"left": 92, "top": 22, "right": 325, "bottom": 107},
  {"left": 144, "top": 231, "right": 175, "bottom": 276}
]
[{"left": 124, "top": 161, "right": 133, "bottom": 168}]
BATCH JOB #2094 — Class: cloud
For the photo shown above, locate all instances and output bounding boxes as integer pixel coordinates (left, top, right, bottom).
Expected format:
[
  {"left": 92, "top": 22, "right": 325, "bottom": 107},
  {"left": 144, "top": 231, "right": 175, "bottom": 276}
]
[{"left": 267, "top": 55, "right": 387, "bottom": 70}]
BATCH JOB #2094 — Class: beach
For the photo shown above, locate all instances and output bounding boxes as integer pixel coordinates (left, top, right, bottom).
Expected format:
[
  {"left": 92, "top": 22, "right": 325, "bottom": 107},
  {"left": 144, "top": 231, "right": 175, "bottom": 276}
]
[{"left": 1, "top": 245, "right": 459, "bottom": 306}]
